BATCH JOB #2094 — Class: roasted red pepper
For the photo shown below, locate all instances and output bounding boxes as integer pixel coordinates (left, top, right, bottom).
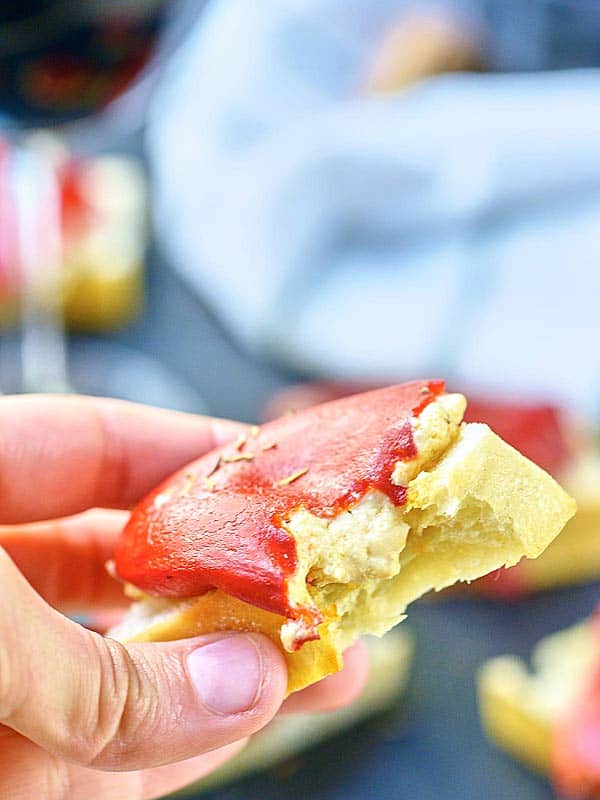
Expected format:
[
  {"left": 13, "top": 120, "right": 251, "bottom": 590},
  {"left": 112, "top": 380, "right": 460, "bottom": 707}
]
[
  {"left": 463, "top": 397, "right": 570, "bottom": 478},
  {"left": 114, "top": 380, "right": 444, "bottom": 625}
]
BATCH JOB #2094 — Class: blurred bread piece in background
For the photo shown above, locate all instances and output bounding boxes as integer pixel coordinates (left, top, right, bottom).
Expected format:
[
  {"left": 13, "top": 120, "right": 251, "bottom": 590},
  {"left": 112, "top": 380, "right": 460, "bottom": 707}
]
[
  {"left": 478, "top": 621, "right": 595, "bottom": 774},
  {"left": 479, "top": 611, "right": 600, "bottom": 797},
  {"left": 60, "top": 155, "right": 147, "bottom": 330},
  {"left": 365, "top": 8, "right": 485, "bottom": 95},
  {"left": 0, "top": 133, "right": 147, "bottom": 331}
]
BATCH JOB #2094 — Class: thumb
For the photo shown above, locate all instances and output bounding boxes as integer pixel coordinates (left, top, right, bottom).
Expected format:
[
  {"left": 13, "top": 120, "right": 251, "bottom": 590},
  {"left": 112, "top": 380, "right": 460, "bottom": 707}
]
[{"left": 0, "top": 548, "right": 287, "bottom": 771}]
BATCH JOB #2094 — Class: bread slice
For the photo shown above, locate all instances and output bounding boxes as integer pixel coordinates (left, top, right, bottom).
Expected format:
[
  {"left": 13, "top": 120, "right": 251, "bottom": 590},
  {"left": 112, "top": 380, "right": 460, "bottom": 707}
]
[
  {"left": 478, "top": 622, "right": 596, "bottom": 774},
  {"left": 267, "top": 385, "right": 600, "bottom": 599},
  {"left": 502, "top": 481, "right": 600, "bottom": 597},
  {"left": 479, "top": 612, "right": 600, "bottom": 800},
  {"left": 474, "top": 452, "right": 600, "bottom": 600},
  {"left": 191, "top": 630, "right": 412, "bottom": 794},
  {"left": 109, "top": 383, "right": 575, "bottom": 694},
  {"left": 437, "top": 396, "right": 600, "bottom": 599}
]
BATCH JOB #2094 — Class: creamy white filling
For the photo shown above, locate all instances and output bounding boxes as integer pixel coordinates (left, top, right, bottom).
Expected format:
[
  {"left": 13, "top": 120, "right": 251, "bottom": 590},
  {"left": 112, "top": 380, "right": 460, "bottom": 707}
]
[
  {"left": 280, "top": 394, "right": 466, "bottom": 649},
  {"left": 281, "top": 415, "right": 569, "bottom": 653}
]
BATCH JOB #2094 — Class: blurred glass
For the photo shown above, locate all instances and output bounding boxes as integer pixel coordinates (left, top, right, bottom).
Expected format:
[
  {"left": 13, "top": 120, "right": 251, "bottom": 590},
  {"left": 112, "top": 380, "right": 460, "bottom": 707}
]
[
  {"left": 0, "top": 0, "right": 174, "bottom": 126},
  {"left": 0, "top": 0, "right": 208, "bottom": 411}
]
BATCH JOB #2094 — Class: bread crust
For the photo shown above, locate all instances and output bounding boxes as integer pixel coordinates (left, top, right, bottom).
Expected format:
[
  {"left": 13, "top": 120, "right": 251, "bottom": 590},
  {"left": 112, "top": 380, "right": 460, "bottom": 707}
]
[
  {"left": 118, "top": 590, "right": 341, "bottom": 694},
  {"left": 111, "top": 413, "right": 576, "bottom": 694}
]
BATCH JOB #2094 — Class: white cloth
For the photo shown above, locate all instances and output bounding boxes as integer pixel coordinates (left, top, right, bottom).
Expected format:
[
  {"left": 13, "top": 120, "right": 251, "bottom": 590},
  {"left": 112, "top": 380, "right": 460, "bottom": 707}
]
[{"left": 147, "top": 0, "right": 600, "bottom": 414}]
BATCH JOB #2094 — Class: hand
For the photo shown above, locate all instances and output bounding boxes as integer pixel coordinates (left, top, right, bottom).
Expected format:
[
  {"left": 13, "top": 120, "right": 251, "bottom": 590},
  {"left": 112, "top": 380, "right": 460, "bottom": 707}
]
[{"left": 0, "top": 395, "right": 369, "bottom": 800}]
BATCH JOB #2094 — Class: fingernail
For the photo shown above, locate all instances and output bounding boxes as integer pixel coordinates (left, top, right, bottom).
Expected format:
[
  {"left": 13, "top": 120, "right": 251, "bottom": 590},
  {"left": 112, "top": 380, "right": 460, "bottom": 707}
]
[{"left": 186, "top": 636, "right": 264, "bottom": 715}]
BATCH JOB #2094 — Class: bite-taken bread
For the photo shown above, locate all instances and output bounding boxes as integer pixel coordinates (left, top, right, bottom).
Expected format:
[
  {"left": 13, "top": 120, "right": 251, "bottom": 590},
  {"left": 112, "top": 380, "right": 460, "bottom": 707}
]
[
  {"left": 109, "top": 380, "right": 575, "bottom": 694},
  {"left": 478, "top": 609, "right": 600, "bottom": 798},
  {"left": 265, "top": 383, "right": 600, "bottom": 599},
  {"left": 461, "top": 398, "right": 600, "bottom": 600}
]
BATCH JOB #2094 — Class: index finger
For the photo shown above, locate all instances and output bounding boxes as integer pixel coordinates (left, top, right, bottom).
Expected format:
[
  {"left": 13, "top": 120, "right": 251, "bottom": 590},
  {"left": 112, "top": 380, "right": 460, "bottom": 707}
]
[
  {"left": 0, "top": 395, "right": 245, "bottom": 524},
  {"left": 0, "top": 509, "right": 129, "bottom": 609}
]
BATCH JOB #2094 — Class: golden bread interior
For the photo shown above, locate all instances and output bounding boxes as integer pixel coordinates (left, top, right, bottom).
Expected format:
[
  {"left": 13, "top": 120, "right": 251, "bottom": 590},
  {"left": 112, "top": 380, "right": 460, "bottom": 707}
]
[{"left": 494, "top": 454, "right": 600, "bottom": 594}]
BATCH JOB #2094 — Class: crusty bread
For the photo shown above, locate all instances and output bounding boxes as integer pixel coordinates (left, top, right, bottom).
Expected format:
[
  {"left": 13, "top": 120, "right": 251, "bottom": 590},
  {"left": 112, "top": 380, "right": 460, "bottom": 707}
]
[
  {"left": 109, "top": 386, "right": 575, "bottom": 694},
  {"left": 475, "top": 454, "right": 600, "bottom": 600},
  {"left": 478, "top": 619, "right": 597, "bottom": 778},
  {"left": 522, "top": 456, "right": 600, "bottom": 592},
  {"left": 267, "top": 385, "right": 600, "bottom": 599}
]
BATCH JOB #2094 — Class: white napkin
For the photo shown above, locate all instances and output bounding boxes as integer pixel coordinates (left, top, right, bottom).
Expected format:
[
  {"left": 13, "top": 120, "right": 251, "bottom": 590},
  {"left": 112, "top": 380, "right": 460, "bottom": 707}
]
[{"left": 147, "top": 0, "right": 600, "bottom": 414}]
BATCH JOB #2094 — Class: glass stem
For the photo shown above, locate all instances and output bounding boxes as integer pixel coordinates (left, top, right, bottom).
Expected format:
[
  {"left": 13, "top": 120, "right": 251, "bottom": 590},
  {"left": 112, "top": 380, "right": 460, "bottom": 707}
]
[{"left": 13, "top": 146, "right": 70, "bottom": 393}]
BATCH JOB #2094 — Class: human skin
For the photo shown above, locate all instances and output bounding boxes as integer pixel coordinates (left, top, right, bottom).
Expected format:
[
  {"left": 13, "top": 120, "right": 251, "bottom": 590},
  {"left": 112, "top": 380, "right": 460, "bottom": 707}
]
[{"left": 0, "top": 395, "right": 369, "bottom": 800}]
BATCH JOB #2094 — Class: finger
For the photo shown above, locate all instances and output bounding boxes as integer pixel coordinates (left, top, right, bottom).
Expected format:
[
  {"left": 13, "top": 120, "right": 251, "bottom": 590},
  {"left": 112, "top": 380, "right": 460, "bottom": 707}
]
[
  {"left": 139, "top": 743, "right": 248, "bottom": 799},
  {"left": 281, "top": 640, "right": 370, "bottom": 713},
  {"left": 0, "top": 509, "right": 128, "bottom": 610},
  {"left": 0, "top": 548, "right": 287, "bottom": 771},
  {"left": 0, "top": 395, "right": 245, "bottom": 524},
  {"left": 1, "top": 728, "right": 246, "bottom": 800}
]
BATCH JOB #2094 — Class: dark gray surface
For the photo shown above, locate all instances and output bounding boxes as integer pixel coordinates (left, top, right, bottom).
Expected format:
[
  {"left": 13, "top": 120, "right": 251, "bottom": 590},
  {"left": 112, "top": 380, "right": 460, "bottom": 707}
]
[{"left": 189, "top": 587, "right": 599, "bottom": 800}]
